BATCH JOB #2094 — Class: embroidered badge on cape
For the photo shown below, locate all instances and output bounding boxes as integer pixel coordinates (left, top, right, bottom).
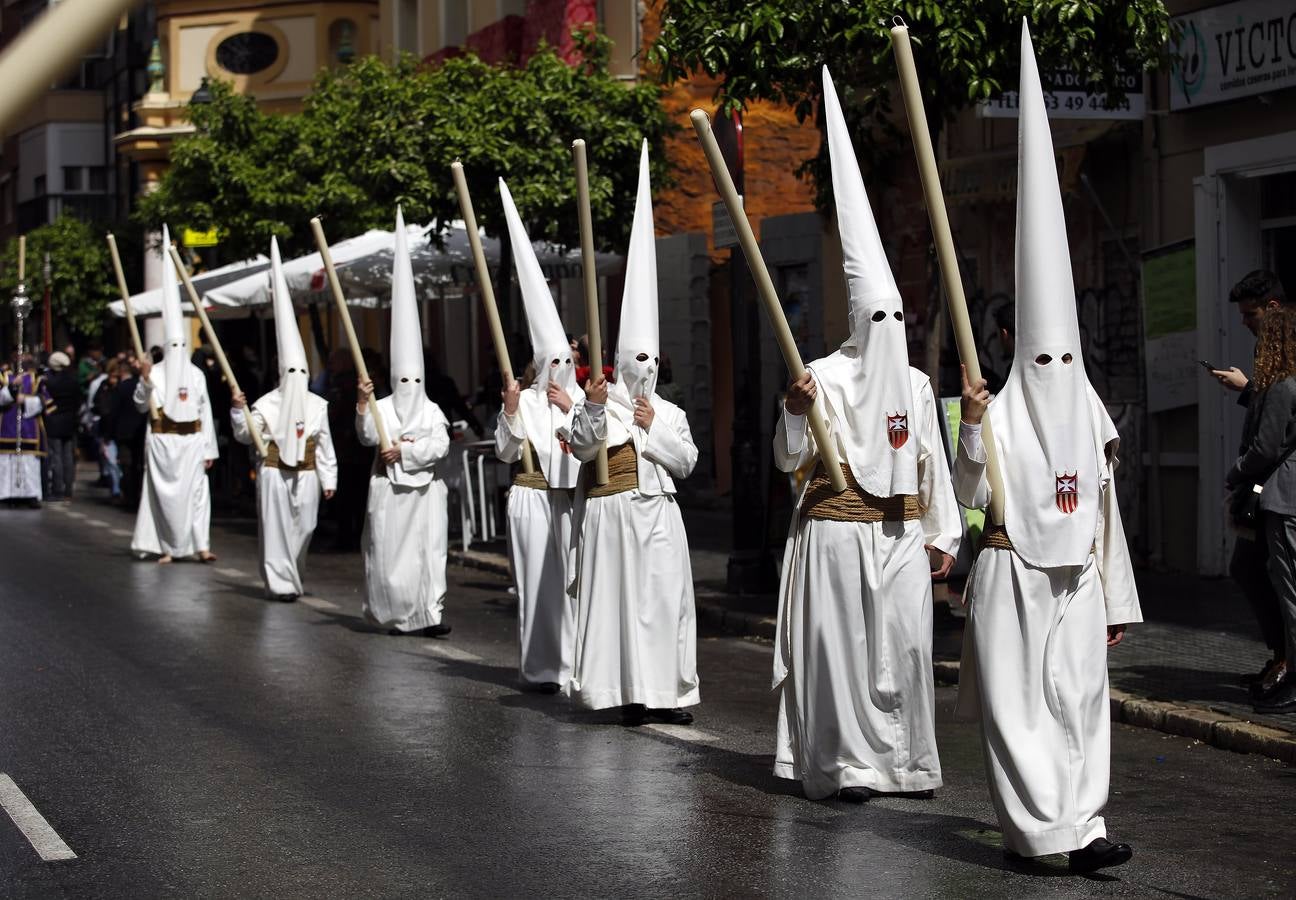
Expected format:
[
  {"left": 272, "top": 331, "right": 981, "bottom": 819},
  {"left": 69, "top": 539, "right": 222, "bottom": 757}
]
[
  {"left": 295, "top": 421, "right": 305, "bottom": 439},
  {"left": 177, "top": 387, "right": 189, "bottom": 402},
  {"left": 886, "top": 412, "right": 909, "bottom": 450},
  {"left": 1056, "top": 471, "right": 1078, "bottom": 514}
]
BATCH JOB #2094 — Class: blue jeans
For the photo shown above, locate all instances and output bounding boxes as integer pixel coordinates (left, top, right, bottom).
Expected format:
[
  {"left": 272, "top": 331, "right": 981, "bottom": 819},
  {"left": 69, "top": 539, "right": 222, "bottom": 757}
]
[{"left": 100, "top": 439, "right": 122, "bottom": 497}]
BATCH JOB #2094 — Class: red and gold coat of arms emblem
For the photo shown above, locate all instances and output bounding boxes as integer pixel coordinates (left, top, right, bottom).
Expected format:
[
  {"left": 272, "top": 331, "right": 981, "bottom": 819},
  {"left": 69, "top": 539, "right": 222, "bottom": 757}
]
[
  {"left": 886, "top": 412, "right": 909, "bottom": 450},
  {"left": 1055, "top": 471, "right": 1078, "bottom": 514}
]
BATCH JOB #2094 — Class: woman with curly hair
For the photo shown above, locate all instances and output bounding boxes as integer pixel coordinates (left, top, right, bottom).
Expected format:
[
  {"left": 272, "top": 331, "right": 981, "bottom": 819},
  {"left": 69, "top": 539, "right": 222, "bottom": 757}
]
[{"left": 1228, "top": 305, "right": 1296, "bottom": 713}]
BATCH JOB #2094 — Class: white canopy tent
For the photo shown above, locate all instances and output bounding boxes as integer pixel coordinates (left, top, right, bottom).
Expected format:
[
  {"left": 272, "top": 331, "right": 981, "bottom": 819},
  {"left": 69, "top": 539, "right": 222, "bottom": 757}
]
[{"left": 109, "top": 221, "right": 620, "bottom": 319}]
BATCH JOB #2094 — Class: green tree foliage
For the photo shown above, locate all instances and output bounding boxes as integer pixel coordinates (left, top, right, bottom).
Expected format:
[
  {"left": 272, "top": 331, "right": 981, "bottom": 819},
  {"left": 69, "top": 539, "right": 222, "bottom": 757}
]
[
  {"left": 0, "top": 215, "right": 117, "bottom": 339},
  {"left": 138, "top": 34, "right": 671, "bottom": 261},
  {"left": 651, "top": 0, "right": 1172, "bottom": 206}
]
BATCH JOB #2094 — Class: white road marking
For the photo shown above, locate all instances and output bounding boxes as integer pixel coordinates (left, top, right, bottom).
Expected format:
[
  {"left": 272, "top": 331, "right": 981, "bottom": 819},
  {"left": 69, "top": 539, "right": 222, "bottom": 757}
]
[
  {"left": 299, "top": 596, "right": 339, "bottom": 611},
  {"left": 213, "top": 567, "right": 249, "bottom": 579},
  {"left": 643, "top": 724, "right": 719, "bottom": 743},
  {"left": 421, "top": 642, "right": 481, "bottom": 662},
  {"left": 0, "top": 774, "right": 76, "bottom": 861},
  {"left": 63, "top": 511, "right": 86, "bottom": 519},
  {"left": 86, "top": 518, "right": 110, "bottom": 528},
  {"left": 730, "top": 640, "right": 774, "bottom": 654},
  {"left": 110, "top": 528, "right": 132, "bottom": 537}
]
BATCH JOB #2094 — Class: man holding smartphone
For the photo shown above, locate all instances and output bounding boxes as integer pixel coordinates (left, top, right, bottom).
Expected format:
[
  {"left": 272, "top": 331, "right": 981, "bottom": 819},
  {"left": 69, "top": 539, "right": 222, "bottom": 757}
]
[{"left": 1211, "top": 270, "right": 1290, "bottom": 695}]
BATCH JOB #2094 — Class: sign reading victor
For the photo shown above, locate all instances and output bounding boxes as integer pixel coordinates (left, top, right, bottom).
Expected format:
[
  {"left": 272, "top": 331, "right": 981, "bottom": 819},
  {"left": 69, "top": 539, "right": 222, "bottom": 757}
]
[
  {"left": 979, "top": 70, "right": 1143, "bottom": 120},
  {"left": 1172, "top": 0, "right": 1296, "bottom": 110}
]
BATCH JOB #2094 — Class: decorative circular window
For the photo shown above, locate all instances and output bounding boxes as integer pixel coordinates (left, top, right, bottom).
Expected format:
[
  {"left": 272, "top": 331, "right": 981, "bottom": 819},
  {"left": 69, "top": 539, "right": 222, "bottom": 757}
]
[{"left": 214, "top": 31, "right": 280, "bottom": 75}]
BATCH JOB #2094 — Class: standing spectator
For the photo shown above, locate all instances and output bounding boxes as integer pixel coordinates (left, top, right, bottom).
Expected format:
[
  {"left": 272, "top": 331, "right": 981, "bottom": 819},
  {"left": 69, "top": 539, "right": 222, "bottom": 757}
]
[
  {"left": 1228, "top": 307, "right": 1296, "bottom": 714},
  {"left": 113, "top": 364, "right": 148, "bottom": 507},
  {"left": 1210, "top": 270, "right": 1291, "bottom": 690},
  {"left": 424, "top": 352, "right": 483, "bottom": 438},
  {"left": 84, "top": 358, "right": 110, "bottom": 484},
  {"left": 95, "top": 360, "right": 124, "bottom": 501},
  {"left": 44, "top": 350, "right": 81, "bottom": 501},
  {"left": 78, "top": 343, "right": 104, "bottom": 391},
  {"left": 324, "top": 349, "right": 366, "bottom": 551}
]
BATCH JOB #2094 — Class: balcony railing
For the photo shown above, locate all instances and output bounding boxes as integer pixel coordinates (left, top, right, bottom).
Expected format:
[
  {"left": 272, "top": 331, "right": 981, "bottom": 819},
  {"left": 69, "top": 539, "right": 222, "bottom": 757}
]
[{"left": 17, "top": 193, "right": 116, "bottom": 231}]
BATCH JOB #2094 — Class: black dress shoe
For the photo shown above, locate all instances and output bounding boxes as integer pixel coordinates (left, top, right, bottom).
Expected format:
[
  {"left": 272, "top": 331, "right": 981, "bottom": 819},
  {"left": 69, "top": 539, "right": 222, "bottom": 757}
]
[
  {"left": 645, "top": 707, "right": 694, "bottom": 725},
  {"left": 422, "top": 623, "right": 452, "bottom": 638},
  {"left": 535, "top": 682, "right": 561, "bottom": 695},
  {"left": 621, "top": 704, "right": 647, "bottom": 726},
  {"left": 271, "top": 593, "right": 298, "bottom": 603},
  {"left": 1242, "top": 658, "right": 1279, "bottom": 686},
  {"left": 837, "top": 786, "right": 871, "bottom": 803},
  {"left": 1254, "top": 679, "right": 1296, "bottom": 713},
  {"left": 1069, "top": 837, "right": 1133, "bottom": 873}
]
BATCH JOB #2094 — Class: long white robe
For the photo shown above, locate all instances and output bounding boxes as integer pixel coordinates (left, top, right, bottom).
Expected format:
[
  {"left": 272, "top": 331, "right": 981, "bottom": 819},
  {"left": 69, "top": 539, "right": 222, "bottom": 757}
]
[
  {"left": 358, "top": 396, "right": 450, "bottom": 631},
  {"left": 952, "top": 388, "right": 1142, "bottom": 857},
  {"left": 566, "top": 397, "right": 700, "bottom": 710},
  {"left": 131, "top": 366, "right": 218, "bottom": 558},
  {"left": 772, "top": 369, "right": 963, "bottom": 798},
  {"left": 231, "top": 395, "right": 338, "bottom": 597},
  {"left": 496, "top": 403, "right": 578, "bottom": 686},
  {"left": 0, "top": 386, "right": 44, "bottom": 501}
]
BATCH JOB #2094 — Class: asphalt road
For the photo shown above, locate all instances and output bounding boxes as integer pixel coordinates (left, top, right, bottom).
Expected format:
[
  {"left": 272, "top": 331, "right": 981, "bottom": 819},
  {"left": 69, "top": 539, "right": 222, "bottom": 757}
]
[{"left": 1, "top": 498, "right": 1294, "bottom": 899}]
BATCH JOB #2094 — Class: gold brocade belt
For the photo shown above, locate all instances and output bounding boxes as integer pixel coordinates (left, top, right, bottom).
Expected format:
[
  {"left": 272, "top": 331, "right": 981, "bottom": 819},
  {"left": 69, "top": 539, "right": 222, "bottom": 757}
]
[
  {"left": 585, "top": 442, "right": 639, "bottom": 498},
  {"left": 801, "top": 462, "right": 921, "bottom": 523},
  {"left": 150, "top": 414, "right": 201, "bottom": 435},
  {"left": 264, "top": 437, "right": 317, "bottom": 471}
]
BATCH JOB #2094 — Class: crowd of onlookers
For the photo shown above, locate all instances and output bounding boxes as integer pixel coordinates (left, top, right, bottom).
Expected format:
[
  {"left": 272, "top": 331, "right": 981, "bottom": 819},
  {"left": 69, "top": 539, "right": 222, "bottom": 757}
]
[{"left": 1214, "top": 270, "right": 1296, "bottom": 715}]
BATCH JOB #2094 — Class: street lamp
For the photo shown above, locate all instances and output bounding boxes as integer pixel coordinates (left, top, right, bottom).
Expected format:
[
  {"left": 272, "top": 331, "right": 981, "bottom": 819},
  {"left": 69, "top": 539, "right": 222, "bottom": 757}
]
[{"left": 190, "top": 76, "right": 213, "bottom": 105}]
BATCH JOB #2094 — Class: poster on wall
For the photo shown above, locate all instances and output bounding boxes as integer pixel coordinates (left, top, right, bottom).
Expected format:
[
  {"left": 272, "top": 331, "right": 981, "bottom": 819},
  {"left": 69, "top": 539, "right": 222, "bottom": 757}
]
[
  {"left": 1171, "top": 0, "right": 1296, "bottom": 110},
  {"left": 1142, "top": 240, "right": 1197, "bottom": 413}
]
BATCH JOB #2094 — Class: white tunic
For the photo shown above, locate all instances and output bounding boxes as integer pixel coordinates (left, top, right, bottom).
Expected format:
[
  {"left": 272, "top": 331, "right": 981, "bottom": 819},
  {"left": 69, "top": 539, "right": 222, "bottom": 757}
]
[
  {"left": 357, "top": 396, "right": 450, "bottom": 631},
  {"left": 772, "top": 369, "right": 963, "bottom": 798},
  {"left": 130, "top": 367, "right": 219, "bottom": 558},
  {"left": 952, "top": 391, "right": 1142, "bottom": 857},
  {"left": 566, "top": 397, "right": 700, "bottom": 710},
  {"left": 0, "top": 386, "right": 43, "bottom": 501},
  {"left": 230, "top": 394, "right": 338, "bottom": 597},
  {"left": 496, "top": 398, "right": 578, "bottom": 686}
]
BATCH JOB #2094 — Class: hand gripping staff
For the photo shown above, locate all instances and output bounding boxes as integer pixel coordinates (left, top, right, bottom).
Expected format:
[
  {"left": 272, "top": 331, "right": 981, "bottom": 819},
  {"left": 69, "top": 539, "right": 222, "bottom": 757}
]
[
  {"left": 451, "top": 161, "right": 537, "bottom": 475},
  {"left": 309, "top": 217, "right": 391, "bottom": 452},
  {"left": 166, "top": 243, "right": 267, "bottom": 459},
  {"left": 571, "top": 139, "right": 609, "bottom": 486},
  {"left": 889, "top": 18, "right": 1006, "bottom": 524},
  {"left": 690, "top": 109, "right": 848, "bottom": 494}
]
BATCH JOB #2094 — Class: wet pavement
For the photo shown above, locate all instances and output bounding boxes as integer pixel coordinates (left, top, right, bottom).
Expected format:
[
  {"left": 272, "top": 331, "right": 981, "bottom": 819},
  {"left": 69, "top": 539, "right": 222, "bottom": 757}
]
[{"left": 2, "top": 497, "right": 1295, "bottom": 898}]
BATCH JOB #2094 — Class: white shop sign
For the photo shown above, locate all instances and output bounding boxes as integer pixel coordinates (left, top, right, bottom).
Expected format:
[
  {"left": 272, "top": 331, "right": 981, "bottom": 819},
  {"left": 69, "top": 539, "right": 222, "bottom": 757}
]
[
  {"left": 978, "top": 70, "right": 1143, "bottom": 120},
  {"left": 1171, "top": 0, "right": 1296, "bottom": 110}
]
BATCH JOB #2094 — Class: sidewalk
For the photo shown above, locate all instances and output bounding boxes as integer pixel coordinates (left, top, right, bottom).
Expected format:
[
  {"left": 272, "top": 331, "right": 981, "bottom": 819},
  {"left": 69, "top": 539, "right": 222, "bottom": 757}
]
[{"left": 452, "top": 504, "right": 1296, "bottom": 764}]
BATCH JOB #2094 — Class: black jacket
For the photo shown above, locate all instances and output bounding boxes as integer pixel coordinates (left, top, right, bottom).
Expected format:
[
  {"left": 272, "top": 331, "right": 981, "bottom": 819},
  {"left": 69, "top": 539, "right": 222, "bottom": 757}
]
[{"left": 44, "top": 369, "right": 82, "bottom": 439}]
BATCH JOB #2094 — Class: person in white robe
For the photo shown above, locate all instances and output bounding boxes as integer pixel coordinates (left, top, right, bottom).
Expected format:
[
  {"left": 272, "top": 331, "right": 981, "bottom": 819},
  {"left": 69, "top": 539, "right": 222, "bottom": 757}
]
[
  {"left": 357, "top": 207, "right": 452, "bottom": 637},
  {"left": 771, "top": 68, "right": 963, "bottom": 804},
  {"left": 230, "top": 237, "right": 338, "bottom": 601},
  {"left": 568, "top": 142, "right": 700, "bottom": 725},
  {"left": 131, "top": 225, "right": 220, "bottom": 563},
  {"left": 495, "top": 179, "right": 581, "bottom": 692},
  {"left": 951, "top": 22, "right": 1142, "bottom": 875}
]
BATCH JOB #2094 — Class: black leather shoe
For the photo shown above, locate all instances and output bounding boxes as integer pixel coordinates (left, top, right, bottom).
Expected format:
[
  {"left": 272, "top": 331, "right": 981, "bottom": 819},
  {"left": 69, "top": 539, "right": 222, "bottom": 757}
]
[
  {"left": 1243, "top": 658, "right": 1279, "bottom": 685},
  {"left": 621, "top": 704, "right": 647, "bottom": 726},
  {"left": 271, "top": 593, "right": 298, "bottom": 603},
  {"left": 536, "top": 682, "right": 561, "bottom": 695},
  {"left": 1254, "top": 679, "right": 1296, "bottom": 713},
  {"left": 423, "top": 623, "right": 452, "bottom": 638},
  {"left": 837, "top": 786, "right": 871, "bottom": 803},
  {"left": 645, "top": 707, "right": 694, "bottom": 725},
  {"left": 1069, "top": 837, "right": 1133, "bottom": 873}
]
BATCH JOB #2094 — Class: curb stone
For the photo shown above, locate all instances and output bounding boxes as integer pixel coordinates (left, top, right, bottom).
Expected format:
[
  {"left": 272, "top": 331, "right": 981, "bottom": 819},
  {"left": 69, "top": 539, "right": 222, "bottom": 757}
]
[{"left": 450, "top": 549, "right": 1296, "bottom": 764}]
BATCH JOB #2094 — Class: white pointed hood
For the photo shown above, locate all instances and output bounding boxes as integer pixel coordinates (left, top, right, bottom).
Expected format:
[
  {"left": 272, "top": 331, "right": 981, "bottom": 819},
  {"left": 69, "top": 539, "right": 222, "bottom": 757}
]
[
  {"left": 389, "top": 205, "right": 427, "bottom": 428},
  {"left": 261, "top": 236, "right": 312, "bottom": 465},
  {"left": 499, "top": 178, "right": 579, "bottom": 488},
  {"left": 158, "top": 224, "right": 198, "bottom": 422},
  {"left": 990, "top": 20, "right": 1117, "bottom": 568},
  {"left": 612, "top": 140, "right": 659, "bottom": 405},
  {"left": 811, "top": 65, "right": 918, "bottom": 497}
]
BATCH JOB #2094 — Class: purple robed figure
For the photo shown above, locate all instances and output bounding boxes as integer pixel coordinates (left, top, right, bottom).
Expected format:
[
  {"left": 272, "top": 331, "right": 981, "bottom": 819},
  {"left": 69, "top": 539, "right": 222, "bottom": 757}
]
[{"left": 0, "top": 367, "right": 51, "bottom": 502}]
